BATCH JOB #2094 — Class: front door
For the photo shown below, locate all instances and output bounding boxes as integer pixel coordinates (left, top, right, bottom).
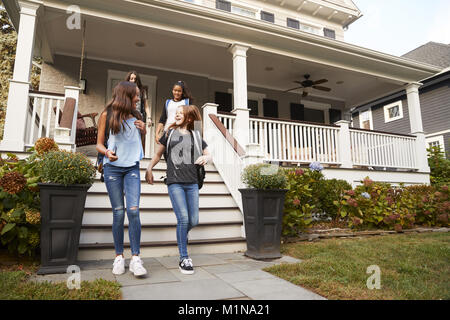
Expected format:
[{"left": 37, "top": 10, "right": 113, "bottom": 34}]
[{"left": 106, "top": 70, "right": 157, "bottom": 158}]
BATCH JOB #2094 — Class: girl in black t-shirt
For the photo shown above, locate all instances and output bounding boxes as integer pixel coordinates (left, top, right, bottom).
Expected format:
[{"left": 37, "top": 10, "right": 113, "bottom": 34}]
[{"left": 145, "top": 105, "right": 210, "bottom": 275}]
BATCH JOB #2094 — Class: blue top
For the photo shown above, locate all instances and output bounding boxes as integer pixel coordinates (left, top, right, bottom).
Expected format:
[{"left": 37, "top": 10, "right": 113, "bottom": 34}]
[{"left": 103, "top": 117, "right": 143, "bottom": 167}]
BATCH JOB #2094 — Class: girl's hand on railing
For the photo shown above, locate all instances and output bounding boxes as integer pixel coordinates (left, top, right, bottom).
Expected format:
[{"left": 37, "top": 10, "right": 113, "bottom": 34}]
[{"left": 145, "top": 168, "right": 154, "bottom": 184}]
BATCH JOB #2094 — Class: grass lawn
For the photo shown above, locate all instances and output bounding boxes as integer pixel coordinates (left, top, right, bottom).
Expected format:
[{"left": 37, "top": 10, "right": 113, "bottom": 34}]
[
  {"left": 0, "top": 251, "right": 121, "bottom": 300},
  {"left": 264, "top": 232, "right": 450, "bottom": 300}
]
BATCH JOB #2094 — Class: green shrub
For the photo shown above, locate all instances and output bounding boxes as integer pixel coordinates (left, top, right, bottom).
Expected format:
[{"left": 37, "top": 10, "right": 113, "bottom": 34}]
[
  {"left": 315, "top": 178, "right": 352, "bottom": 220},
  {"left": 0, "top": 150, "right": 42, "bottom": 256},
  {"left": 428, "top": 146, "right": 450, "bottom": 187},
  {"left": 338, "top": 177, "right": 449, "bottom": 231},
  {"left": 241, "top": 163, "right": 287, "bottom": 190},
  {"left": 39, "top": 151, "right": 96, "bottom": 186}
]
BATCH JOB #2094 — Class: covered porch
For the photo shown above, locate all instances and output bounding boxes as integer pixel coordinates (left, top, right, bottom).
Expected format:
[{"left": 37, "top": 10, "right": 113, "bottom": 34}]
[{"left": 1, "top": 0, "right": 440, "bottom": 178}]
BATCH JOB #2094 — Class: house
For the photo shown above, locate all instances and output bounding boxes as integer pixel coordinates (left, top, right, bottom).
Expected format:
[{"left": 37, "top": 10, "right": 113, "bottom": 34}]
[
  {"left": 351, "top": 42, "right": 450, "bottom": 158},
  {"left": 0, "top": 0, "right": 441, "bottom": 259}
]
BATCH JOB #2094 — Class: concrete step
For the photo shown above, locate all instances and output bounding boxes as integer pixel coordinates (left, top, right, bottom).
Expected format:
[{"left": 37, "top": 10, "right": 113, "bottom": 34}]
[
  {"left": 85, "top": 193, "right": 238, "bottom": 209},
  {"left": 82, "top": 208, "right": 243, "bottom": 225},
  {"left": 77, "top": 237, "right": 247, "bottom": 261},
  {"left": 79, "top": 222, "right": 244, "bottom": 245}
]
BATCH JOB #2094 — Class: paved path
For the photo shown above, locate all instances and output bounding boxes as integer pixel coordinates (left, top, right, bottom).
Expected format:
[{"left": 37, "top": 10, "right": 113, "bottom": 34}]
[{"left": 30, "top": 253, "right": 326, "bottom": 300}]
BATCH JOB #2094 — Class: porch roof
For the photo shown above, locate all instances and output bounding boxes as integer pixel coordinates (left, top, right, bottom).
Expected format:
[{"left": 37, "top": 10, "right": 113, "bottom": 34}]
[{"left": 4, "top": 0, "right": 442, "bottom": 108}]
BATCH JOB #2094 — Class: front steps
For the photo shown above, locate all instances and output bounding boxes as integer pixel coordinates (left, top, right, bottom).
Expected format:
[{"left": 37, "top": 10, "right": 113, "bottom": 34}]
[{"left": 78, "top": 158, "right": 246, "bottom": 261}]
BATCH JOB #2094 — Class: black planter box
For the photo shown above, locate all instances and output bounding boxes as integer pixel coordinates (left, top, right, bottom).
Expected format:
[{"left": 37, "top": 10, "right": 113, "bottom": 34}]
[
  {"left": 37, "top": 183, "right": 91, "bottom": 275},
  {"left": 239, "top": 188, "right": 287, "bottom": 260}
]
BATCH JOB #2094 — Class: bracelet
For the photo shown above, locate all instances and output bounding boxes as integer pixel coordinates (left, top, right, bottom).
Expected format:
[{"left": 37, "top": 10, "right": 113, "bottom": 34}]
[{"left": 105, "top": 149, "right": 112, "bottom": 157}]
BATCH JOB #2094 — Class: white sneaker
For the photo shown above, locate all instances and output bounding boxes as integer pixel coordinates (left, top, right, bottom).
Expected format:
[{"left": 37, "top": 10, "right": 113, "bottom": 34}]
[
  {"left": 129, "top": 255, "right": 147, "bottom": 277},
  {"left": 112, "top": 255, "right": 125, "bottom": 275}
]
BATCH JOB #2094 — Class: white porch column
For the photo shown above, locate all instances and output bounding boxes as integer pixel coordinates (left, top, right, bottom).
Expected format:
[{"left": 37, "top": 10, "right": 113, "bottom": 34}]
[
  {"left": 406, "top": 83, "right": 430, "bottom": 173},
  {"left": 228, "top": 43, "right": 250, "bottom": 149},
  {"left": 336, "top": 120, "right": 353, "bottom": 169},
  {"left": 0, "top": 0, "right": 41, "bottom": 152}
]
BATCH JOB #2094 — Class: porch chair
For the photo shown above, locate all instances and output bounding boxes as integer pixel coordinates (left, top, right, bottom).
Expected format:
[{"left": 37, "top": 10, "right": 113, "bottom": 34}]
[{"left": 53, "top": 101, "right": 99, "bottom": 147}]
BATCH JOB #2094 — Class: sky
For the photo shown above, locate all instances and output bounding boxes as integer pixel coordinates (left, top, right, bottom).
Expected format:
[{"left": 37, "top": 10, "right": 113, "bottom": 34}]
[{"left": 345, "top": 0, "right": 450, "bottom": 57}]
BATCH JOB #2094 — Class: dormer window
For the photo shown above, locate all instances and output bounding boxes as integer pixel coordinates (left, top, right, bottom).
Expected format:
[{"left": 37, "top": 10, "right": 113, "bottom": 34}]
[
  {"left": 287, "top": 18, "right": 300, "bottom": 29},
  {"left": 260, "top": 11, "right": 275, "bottom": 23},
  {"left": 323, "top": 28, "right": 336, "bottom": 39},
  {"left": 216, "top": 0, "right": 231, "bottom": 12}
]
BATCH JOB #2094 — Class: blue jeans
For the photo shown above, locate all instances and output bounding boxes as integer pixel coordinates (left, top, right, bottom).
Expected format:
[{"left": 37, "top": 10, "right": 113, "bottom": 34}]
[
  {"left": 167, "top": 183, "right": 199, "bottom": 260},
  {"left": 104, "top": 162, "right": 141, "bottom": 256}
]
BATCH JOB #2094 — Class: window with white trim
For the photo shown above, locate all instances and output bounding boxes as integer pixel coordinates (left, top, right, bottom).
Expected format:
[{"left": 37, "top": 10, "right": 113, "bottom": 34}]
[
  {"left": 426, "top": 135, "right": 445, "bottom": 153},
  {"left": 359, "top": 109, "right": 373, "bottom": 130},
  {"left": 383, "top": 100, "right": 403, "bottom": 123}
]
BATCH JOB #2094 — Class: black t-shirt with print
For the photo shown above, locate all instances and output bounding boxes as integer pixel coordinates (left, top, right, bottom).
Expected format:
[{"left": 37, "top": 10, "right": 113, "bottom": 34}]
[{"left": 159, "top": 129, "right": 207, "bottom": 185}]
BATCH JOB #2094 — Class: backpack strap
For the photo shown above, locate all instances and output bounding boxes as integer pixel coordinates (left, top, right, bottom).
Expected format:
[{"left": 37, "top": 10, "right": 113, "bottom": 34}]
[
  {"left": 165, "top": 99, "right": 171, "bottom": 112},
  {"left": 185, "top": 98, "right": 189, "bottom": 106},
  {"left": 165, "top": 129, "right": 175, "bottom": 156},
  {"left": 191, "top": 130, "right": 202, "bottom": 157}
]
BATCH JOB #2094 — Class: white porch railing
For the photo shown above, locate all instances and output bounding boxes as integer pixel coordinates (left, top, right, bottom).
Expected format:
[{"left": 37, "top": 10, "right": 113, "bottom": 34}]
[
  {"left": 349, "top": 129, "right": 417, "bottom": 169},
  {"left": 217, "top": 111, "right": 419, "bottom": 170},
  {"left": 26, "top": 91, "right": 65, "bottom": 148}
]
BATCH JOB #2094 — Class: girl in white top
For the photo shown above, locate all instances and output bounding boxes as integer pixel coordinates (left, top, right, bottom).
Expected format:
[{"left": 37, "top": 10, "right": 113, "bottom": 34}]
[{"left": 155, "top": 80, "right": 193, "bottom": 144}]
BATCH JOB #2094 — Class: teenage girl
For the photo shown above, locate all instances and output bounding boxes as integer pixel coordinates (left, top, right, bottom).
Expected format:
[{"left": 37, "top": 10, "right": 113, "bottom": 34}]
[
  {"left": 146, "top": 105, "right": 210, "bottom": 274},
  {"left": 96, "top": 81, "right": 147, "bottom": 277},
  {"left": 155, "top": 80, "right": 193, "bottom": 144},
  {"left": 125, "top": 71, "right": 152, "bottom": 127}
]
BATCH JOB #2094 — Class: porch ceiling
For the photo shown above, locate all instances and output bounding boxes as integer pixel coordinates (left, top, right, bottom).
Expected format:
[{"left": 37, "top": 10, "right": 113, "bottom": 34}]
[{"left": 37, "top": 2, "right": 439, "bottom": 108}]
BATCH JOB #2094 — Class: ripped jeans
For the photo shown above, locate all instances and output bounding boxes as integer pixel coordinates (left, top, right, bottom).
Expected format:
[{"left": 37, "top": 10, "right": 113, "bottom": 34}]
[{"left": 104, "top": 162, "right": 141, "bottom": 256}]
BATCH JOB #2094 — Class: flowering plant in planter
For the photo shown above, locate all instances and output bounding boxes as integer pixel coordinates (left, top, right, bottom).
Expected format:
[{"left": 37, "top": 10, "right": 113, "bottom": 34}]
[
  {"left": 38, "top": 151, "right": 96, "bottom": 185},
  {"left": 239, "top": 163, "right": 288, "bottom": 259}
]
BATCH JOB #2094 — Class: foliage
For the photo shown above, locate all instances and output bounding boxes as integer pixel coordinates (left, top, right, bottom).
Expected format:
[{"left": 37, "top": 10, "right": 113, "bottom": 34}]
[
  {"left": 428, "top": 145, "right": 450, "bottom": 187},
  {"left": 282, "top": 167, "right": 351, "bottom": 236},
  {"left": 38, "top": 150, "right": 96, "bottom": 186},
  {"left": 282, "top": 168, "right": 316, "bottom": 235},
  {"left": 0, "top": 149, "right": 42, "bottom": 256},
  {"left": 337, "top": 177, "right": 449, "bottom": 231},
  {"left": 242, "top": 163, "right": 287, "bottom": 190}
]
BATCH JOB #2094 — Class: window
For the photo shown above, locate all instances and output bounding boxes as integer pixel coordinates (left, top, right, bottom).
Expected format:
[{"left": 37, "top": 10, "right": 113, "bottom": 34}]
[
  {"left": 216, "top": 0, "right": 231, "bottom": 12},
  {"left": 323, "top": 28, "right": 336, "bottom": 39},
  {"left": 263, "top": 99, "right": 278, "bottom": 118},
  {"left": 214, "top": 92, "right": 233, "bottom": 112},
  {"left": 248, "top": 100, "right": 258, "bottom": 116},
  {"left": 261, "top": 11, "right": 275, "bottom": 23},
  {"left": 383, "top": 101, "right": 404, "bottom": 123},
  {"left": 290, "top": 103, "right": 304, "bottom": 121},
  {"left": 287, "top": 18, "right": 300, "bottom": 29},
  {"left": 426, "top": 135, "right": 445, "bottom": 153},
  {"left": 359, "top": 109, "right": 373, "bottom": 130}
]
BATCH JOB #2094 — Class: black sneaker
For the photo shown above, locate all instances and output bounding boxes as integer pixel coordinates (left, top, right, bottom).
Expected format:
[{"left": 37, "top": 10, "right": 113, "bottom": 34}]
[{"left": 179, "top": 258, "right": 194, "bottom": 275}]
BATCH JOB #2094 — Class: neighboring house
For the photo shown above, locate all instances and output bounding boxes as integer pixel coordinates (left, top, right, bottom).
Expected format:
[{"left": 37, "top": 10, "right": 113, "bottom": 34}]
[
  {"left": 352, "top": 42, "right": 450, "bottom": 158},
  {"left": 0, "top": 0, "right": 441, "bottom": 259}
]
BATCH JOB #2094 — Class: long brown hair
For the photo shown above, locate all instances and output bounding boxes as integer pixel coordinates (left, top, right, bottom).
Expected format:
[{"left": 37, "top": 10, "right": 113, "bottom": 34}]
[
  {"left": 173, "top": 80, "right": 194, "bottom": 103},
  {"left": 126, "top": 71, "right": 147, "bottom": 101},
  {"left": 167, "top": 105, "right": 202, "bottom": 133},
  {"left": 105, "top": 81, "right": 142, "bottom": 134}
]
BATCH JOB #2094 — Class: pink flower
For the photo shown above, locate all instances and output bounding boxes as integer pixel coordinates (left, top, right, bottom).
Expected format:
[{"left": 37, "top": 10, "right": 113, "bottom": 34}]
[
  {"left": 295, "top": 169, "right": 304, "bottom": 176},
  {"left": 363, "top": 178, "right": 373, "bottom": 187},
  {"left": 293, "top": 198, "right": 301, "bottom": 206},
  {"left": 346, "top": 190, "right": 355, "bottom": 196},
  {"left": 441, "top": 185, "right": 448, "bottom": 192}
]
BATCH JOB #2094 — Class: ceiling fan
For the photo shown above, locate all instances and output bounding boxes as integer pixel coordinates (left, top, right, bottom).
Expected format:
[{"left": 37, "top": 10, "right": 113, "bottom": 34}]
[{"left": 284, "top": 74, "right": 331, "bottom": 97}]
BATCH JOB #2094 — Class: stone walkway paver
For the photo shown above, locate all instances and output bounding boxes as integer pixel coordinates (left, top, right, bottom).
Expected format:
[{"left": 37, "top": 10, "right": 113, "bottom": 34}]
[{"left": 30, "top": 253, "right": 326, "bottom": 300}]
